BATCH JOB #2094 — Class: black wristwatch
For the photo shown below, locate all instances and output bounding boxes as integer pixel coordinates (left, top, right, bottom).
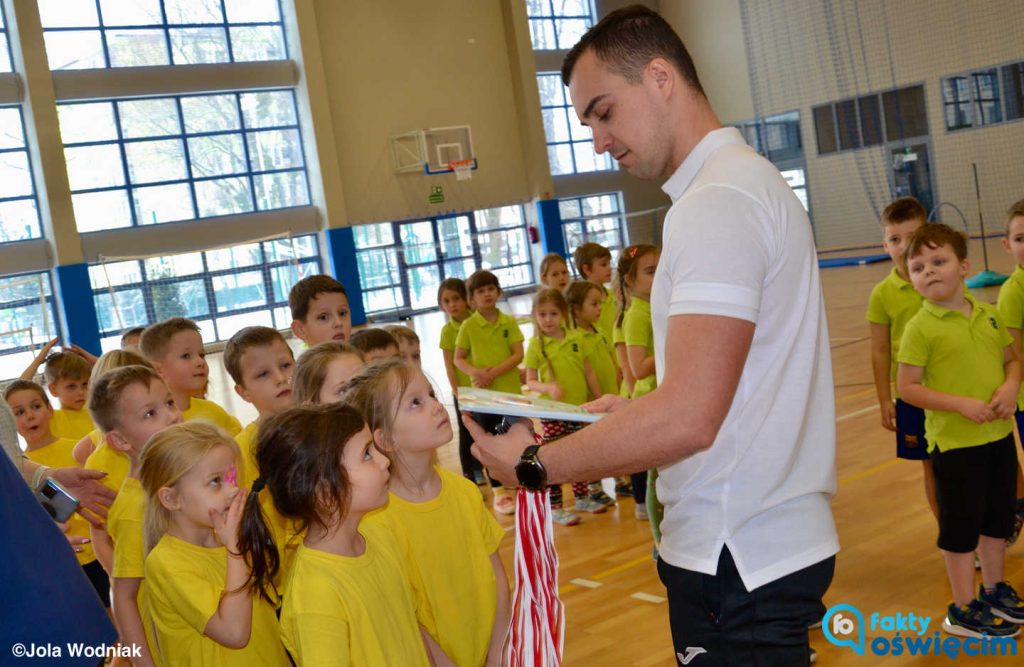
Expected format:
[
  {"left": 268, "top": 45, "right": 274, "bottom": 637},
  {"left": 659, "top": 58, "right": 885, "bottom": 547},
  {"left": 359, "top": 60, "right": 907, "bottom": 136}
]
[{"left": 515, "top": 444, "right": 547, "bottom": 491}]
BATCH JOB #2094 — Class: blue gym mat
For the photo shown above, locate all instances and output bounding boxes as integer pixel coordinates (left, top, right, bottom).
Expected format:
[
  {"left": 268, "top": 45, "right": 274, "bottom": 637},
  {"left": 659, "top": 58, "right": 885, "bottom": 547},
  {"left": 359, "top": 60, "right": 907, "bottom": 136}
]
[{"left": 818, "top": 253, "right": 889, "bottom": 268}]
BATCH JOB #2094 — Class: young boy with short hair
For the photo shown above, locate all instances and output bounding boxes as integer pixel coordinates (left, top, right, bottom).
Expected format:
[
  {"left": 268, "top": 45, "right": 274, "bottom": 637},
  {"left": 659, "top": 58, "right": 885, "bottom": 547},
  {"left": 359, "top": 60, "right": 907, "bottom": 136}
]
[
  {"left": 288, "top": 274, "right": 352, "bottom": 346},
  {"left": 120, "top": 326, "right": 145, "bottom": 350},
  {"left": 89, "top": 365, "right": 183, "bottom": 667},
  {"left": 573, "top": 242, "right": 616, "bottom": 341},
  {"left": 455, "top": 270, "right": 524, "bottom": 515},
  {"left": 139, "top": 317, "right": 241, "bottom": 435},
  {"left": 20, "top": 346, "right": 96, "bottom": 440},
  {"left": 866, "top": 197, "right": 935, "bottom": 516},
  {"left": 997, "top": 199, "right": 1024, "bottom": 543},
  {"left": 898, "top": 223, "right": 1024, "bottom": 638},
  {"left": 4, "top": 380, "right": 108, "bottom": 610},
  {"left": 383, "top": 324, "right": 421, "bottom": 367},
  {"left": 350, "top": 327, "right": 401, "bottom": 364}
]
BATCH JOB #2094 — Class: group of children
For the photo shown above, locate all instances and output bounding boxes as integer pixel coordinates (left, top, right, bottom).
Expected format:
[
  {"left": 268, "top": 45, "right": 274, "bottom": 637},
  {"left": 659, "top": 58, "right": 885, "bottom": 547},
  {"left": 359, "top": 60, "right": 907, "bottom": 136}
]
[
  {"left": 868, "top": 196, "right": 1024, "bottom": 639},
  {"left": 6, "top": 231, "right": 673, "bottom": 663}
]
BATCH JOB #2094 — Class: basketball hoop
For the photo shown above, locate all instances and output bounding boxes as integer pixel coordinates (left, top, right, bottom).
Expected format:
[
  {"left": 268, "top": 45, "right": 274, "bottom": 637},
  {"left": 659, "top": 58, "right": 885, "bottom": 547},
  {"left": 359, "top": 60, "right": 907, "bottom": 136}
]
[{"left": 448, "top": 158, "right": 475, "bottom": 181}]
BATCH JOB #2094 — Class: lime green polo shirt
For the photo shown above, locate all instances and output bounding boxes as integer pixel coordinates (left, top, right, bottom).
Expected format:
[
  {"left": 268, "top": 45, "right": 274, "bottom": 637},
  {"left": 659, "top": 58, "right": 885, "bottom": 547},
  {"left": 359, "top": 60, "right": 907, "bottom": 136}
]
[
  {"left": 997, "top": 265, "right": 1024, "bottom": 408},
  {"left": 623, "top": 297, "right": 656, "bottom": 398},
  {"left": 866, "top": 267, "right": 924, "bottom": 394},
  {"left": 597, "top": 289, "right": 618, "bottom": 343},
  {"left": 454, "top": 309, "right": 524, "bottom": 394},
  {"left": 525, "top": 328, "right": 591, "bottom": 405},
  {"left": 898, "top": 294, "right": 1013, "bottom": 452},
  {"left": 439, "top": 317, "right": 471, "bottom": 387},
  {"left": 578, "top": 326, "right": 618, "bottom": 395},
  {"left": 612, "top": 322, "right": 630, "bottom": 397}
]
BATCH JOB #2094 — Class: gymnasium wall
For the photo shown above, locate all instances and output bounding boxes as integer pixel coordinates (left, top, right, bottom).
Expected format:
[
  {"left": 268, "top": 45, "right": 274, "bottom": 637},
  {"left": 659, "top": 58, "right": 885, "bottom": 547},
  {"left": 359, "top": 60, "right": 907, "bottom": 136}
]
[
  {"left": 709, "top": 0, "right": 1024, "bottom": 249},
  {"left": 307, "top": 0, "right": 541, "bottom": 226}
]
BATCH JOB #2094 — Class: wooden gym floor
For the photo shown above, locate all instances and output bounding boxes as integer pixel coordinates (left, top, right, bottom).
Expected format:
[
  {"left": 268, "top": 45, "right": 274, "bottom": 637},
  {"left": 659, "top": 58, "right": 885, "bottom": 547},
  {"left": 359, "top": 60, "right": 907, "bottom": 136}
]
[{"left": 206, "top": 236, "right": 1022, "bottom": 666}]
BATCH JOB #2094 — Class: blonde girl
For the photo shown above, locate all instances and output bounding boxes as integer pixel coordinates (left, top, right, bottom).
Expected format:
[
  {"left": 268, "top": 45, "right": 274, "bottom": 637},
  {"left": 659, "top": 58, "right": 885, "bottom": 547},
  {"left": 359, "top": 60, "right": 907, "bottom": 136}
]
[
  {"left": 343, "top": 361, "right": 510, "bottom": 667},
  {"left": 525, "top": 288, "right": 609, "bottom": 524},
  {"left": 539, "top": 252, "right": 571, "bottom": 292},
  {"left": 437, "top": 277, "right": 486, "bottom": 484},
  {"left": 617, "top": 244, "right": 662, "bottom": 528},
  {"left": 74, "top": 348, "right": 153, "bottom": 466},
  {"left": 140, "top": 422, "right": 288, "bottom": 666},
  {"left": 291, "top": 341, "right": 365, "bottom": 405},
  {"left": 237, "top": 403, "right": 447, "bottom": 666}
]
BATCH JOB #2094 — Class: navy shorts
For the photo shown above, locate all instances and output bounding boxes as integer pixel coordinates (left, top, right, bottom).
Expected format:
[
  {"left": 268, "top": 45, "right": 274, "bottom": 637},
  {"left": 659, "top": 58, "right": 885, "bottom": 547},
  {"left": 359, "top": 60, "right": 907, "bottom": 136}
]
[
  {"left": 1015, "top": 410, "right": 1024, "bottom": 446},
  {"left": 895, "top": 399, "right": 929, "bottom": 460}
]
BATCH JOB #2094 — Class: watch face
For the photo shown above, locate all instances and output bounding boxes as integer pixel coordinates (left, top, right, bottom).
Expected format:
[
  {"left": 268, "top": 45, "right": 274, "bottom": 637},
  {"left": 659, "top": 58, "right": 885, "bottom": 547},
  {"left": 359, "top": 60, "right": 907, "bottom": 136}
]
[{"left": 516, "top": 460, "right": 545, "bottom": 490}]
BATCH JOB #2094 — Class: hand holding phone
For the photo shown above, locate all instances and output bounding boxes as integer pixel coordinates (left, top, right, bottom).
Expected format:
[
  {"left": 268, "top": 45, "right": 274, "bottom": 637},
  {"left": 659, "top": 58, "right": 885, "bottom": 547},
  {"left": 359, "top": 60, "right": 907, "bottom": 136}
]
[{"left": 37, "top": 478, "right": 80, "bottom": 523}]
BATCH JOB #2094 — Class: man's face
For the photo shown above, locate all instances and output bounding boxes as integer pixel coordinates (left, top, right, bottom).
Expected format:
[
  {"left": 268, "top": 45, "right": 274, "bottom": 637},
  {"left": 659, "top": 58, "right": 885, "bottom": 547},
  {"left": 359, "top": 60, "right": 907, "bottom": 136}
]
[{"left": 568, "top": 50, "right": 674, "bottom": 181}]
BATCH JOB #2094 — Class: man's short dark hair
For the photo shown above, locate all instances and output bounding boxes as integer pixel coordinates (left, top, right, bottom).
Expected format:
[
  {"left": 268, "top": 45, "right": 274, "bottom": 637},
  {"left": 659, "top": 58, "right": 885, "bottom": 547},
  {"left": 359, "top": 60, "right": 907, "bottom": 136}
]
[{"left": 561, "top": 4, "right": 704, "bottom": 97}]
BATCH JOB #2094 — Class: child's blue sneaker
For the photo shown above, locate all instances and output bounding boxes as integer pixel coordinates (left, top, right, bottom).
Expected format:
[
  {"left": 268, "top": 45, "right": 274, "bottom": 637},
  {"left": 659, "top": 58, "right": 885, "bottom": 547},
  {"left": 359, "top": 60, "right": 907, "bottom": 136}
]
[
  {"left": 943, "top": 599, "right": 1020, "bottom": 638},
  {"left": 979, "top": 582, "right": 1024, "bottom": 624}
]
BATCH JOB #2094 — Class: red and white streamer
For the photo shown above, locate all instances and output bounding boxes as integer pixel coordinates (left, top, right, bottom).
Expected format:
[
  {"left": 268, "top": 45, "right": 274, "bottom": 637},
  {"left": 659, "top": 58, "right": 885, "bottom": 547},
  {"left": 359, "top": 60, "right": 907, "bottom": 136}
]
[{"left": 504, "top": 441, "right": 564, "bottom": 667}]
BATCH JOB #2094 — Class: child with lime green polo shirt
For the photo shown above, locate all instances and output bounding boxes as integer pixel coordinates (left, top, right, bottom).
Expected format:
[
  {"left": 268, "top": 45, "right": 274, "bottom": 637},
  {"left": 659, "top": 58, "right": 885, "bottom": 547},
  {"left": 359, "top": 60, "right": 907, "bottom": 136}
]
[
  {"left": 526, "top": 288, "right": 608, "bottom": 525},
  {"left": 572, "top": 242, "right": 617, "bottom": 342},
  {"left": 867, "top": 198, "right": 935, "bottom": 518},
  {"left": 454, "top": 270, "right": 524, "bottom": 515},
  {"left": 997, "top": 198, "right": 1024, "bottom": 543},
  {"left": 437, "top": 278, "right": 485, "bottom": 484},
  {"left": 897, "top": 223, "right": 1024, "bottom": 639}
]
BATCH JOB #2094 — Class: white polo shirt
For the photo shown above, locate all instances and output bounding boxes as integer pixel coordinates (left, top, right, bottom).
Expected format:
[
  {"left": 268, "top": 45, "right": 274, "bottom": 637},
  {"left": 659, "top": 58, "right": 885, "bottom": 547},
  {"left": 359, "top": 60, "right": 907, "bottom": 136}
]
[{"left": 652, "top": 127, "right": 838, "bottom": 591}]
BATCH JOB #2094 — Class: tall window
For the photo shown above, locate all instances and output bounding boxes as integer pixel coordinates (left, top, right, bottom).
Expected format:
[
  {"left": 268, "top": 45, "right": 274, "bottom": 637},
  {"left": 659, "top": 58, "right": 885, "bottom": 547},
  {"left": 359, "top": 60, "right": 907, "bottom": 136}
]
[
  {"left": 942, "top": 65, "right": 1018, "bottom": 132},
  {"left": 0, "top": 3, "right": 12, "bottom": 72},
  {"left": 354, "top": 205, "right": 534, "bottom": 316},
  {"left": 0, "top": 272, "right": 62, "bottom": 381},
  {"left": 39, "top": 0, "right": 286, "bottom": 70},
  {"left": 559, "top": 192, "right": 626, "bottom": 266},
  {"left": 59, "top": 90, "right": 310, "bottom": 232},
  {"left": 89, "top": 234, "right": 320, "bottom": 349},
  {"left": 814, "top": 85, "right": 928, "bottom": 154},
  {"left": 537, "top": 72, "right": 615, "bottom": 175},
  {"left": 526, "top": 0, "right": 593, "bottom": 51},
  {"left": 0, "top": 106, "right": 43, "bottom": 242},
  {"left": 972, "top": 69, "right": 1003, "bottom": 126}
]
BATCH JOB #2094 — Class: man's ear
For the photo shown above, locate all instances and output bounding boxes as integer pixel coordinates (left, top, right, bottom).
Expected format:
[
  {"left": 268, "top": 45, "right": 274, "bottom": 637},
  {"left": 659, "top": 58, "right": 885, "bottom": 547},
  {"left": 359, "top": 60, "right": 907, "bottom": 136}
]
[
  {"left": 647, "top": 57, "right": 675, "bottom": 96},
  {"left": 106, "top": 429, "right": 132, "bottom": 454},
  {"left": 157, "top": 486, "right": 180, "bottom": 511}
]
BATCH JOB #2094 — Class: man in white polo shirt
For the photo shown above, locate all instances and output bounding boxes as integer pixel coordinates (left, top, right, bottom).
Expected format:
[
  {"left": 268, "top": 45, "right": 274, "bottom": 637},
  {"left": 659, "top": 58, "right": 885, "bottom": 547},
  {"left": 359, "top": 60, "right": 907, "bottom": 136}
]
[{"left": 466, "top": 5, "right": 838, "bottom": 665}]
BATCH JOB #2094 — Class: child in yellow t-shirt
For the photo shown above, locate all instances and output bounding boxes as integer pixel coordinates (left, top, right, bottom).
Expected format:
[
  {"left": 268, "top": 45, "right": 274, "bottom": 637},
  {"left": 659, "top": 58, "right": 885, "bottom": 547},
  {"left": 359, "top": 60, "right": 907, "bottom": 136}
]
[
  {"left": 89, "top": 365, "right": 184, "bottom": 667},
  {"left": 437, "top": 277, "right": 484, "bottom": 484},
  {"left": 292, "top": 341, "right": 366, "bottom": 406},
  {"left": 288, "top": 274, "right": 352, "bottom": 347},
  {"left": 344, "top": 361, "right": 509, "bottom": 667},
  {"left": 4, "top": 380, "right": 106, "bottom": 606},
  {"left": 997, "top": 198, "right": 1024, "bottom": 543},
  {"left": 455, "top": 269, "right": 525, "bottom": 515},
  {"left": 237, "top": 403, "right": 445, "bottom": 666},
  {"left": 20, "top": 342, "right": 96, "bottom": 440},
  {"left": 525, "top": 288, "right": 608, "bottom": 525},
  {"left": 618, "top": 244, "right": 662, "bottom": 529},
  {"left": 141, "top": 422, "right": 288, "bottom": 666}
]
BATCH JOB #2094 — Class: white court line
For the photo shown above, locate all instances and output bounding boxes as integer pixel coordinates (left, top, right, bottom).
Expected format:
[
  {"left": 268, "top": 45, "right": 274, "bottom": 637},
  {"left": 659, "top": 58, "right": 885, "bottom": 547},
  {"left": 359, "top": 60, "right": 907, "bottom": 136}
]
[
  {"left": 630, "top": 592, "right": 666, "bottom": 604},
  {"left": 569, "top": 578, "right": 602, "bottom": 589},
  {"left": 836, "top": 405, "right": 877, "bottom": 422}
]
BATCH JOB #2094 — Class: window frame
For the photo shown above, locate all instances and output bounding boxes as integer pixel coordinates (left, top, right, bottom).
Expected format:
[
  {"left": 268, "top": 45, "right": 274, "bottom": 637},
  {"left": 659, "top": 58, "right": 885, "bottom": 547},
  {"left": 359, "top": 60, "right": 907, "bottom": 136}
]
[
  {"left": 537, "top": 71, "right": 616, "bottom": 176},
  {"left": 558, "top": 192, "right": 627, "bottom": 267},
  {"left": 0, "top": 105, "right": 44, "bottom": 242},
  {"left": 60, "top": 88, "right": 312, "bottom": 232},
  {"left": 0, "top": 270, "right": 63, "bottom": 360},
  {"left": 814, "top": 84, "right": 928, "bottom": 155},
  {"left": 526, "top": 0, "right": 595, "bottom": 51}
]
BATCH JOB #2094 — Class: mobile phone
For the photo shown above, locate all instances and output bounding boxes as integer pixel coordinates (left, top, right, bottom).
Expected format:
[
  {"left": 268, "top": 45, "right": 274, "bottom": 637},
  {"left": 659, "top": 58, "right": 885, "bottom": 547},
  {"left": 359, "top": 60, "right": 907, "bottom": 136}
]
[{"left": 36, "top": 478, "right": 80, "bottom": 523}]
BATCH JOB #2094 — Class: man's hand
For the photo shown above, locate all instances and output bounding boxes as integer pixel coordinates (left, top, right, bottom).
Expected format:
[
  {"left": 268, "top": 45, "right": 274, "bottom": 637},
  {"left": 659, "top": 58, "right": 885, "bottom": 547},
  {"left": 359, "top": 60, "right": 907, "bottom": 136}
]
[
  {"left": 49, "top": 467, "right": 116, "bottom": 527},
  {"left": 582, "top": 393, "right": 630, "bottom": 414},
  {"left": 463, "top": 415, "right": 535, "bottom": 486}
]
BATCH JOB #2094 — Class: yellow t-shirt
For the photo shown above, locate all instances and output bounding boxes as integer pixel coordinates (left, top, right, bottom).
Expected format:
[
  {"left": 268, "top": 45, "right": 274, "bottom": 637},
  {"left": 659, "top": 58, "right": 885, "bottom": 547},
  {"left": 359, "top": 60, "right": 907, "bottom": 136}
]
[
  {"left": 898, "top": 294, "right": 1013, "bottom": 452},
  {"left": 25, "top": 438, "right": 96, "bottom": 566},
  {"left": 623, "top": 298, "right": 656, "bottom": 398},
  {"left": 597, "top": 289, "right": 618, "bottom": 343},
  {"left": 612, "top": 322, "right": 630, "bottom": 397},
  {"left": 578, "top": 326, "right": 619, "bottom": 395},
  {"left": 145, "top": 534, "right": 288, "bottom": 667},
  {"left": 84, "top": 432, "right": 130, "bottom": 494},
  {"left": 108, "top": 477, "right": 162, "bottom": 667},
  {"left": 866, "top": 267, "right": 924, "bottom": 396},
  {"left": 50, "top": 407, "right": 95, "bottom": 441},
  {"left": 997, "top": 265, "right": 1024, "bottom": 408},
  {"left": 280, "top": 521, "right": 432, "bottom": 667},
  {"left": 439, "top": 317, "right": 472, "bottom": 387},
  {"left": 375, "top": 467, "right": 504, "bottom": 667},
  {"left": 454, "top": 309, "right": 525, "bottom": 394},
  {"left": 525, "top": 328, "right": 592, "bottom": 405},
  {"left": 182, "top": 398, "right": 242, "bottom": 436}
]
